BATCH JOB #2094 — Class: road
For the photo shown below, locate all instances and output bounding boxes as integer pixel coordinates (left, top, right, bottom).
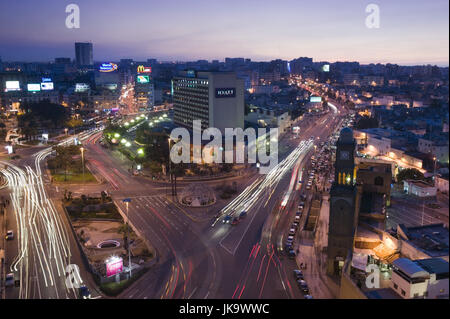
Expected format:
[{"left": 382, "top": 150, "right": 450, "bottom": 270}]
[
  {"left": 1, "top": 97, "right": 347, "bottom": 299},
  {"left": 0, "top": 130, "right": 101, "bottom": 299}
]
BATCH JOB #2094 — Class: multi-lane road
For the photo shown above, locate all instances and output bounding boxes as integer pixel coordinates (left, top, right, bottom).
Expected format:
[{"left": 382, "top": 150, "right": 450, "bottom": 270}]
[{"left": 1, "top": 100, "right": 348, "bottom": 299}]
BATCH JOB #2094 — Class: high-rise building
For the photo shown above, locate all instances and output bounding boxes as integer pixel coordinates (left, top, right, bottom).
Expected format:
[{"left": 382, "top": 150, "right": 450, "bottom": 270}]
[
  {"left": 172, "top": 71, "right": 244, "bottom": 133},
  {"left": 75, "top": 42, "right": 93, "bottom": 67},
  {"left": 326, "top": 127, "right": 361, "bottom": 276},
  {"left": 135, "top": 71, "right": 154, "bottom": 110}
]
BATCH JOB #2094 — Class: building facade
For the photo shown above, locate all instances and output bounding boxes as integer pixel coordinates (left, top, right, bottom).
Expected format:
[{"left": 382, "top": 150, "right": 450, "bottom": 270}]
[{"left": 172, "top": 71, "right": 244, "bottom": 133}]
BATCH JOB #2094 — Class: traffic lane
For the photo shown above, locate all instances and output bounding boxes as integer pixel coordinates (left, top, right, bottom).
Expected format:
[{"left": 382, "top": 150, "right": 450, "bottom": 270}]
[
  {"left": 115, "top": 196, "right": 216, "bottom": 299},
  {"left": 213, "top": 172, "right": 295, "bottom": 298}
]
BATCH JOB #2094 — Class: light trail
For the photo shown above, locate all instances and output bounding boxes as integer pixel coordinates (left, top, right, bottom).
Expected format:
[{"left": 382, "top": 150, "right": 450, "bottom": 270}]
[
  {"left": 212, "top": 138, "right": 314, "bottom": 227},
  {"left": 0, "top": 129, "right": 100, "bottom": 298}
]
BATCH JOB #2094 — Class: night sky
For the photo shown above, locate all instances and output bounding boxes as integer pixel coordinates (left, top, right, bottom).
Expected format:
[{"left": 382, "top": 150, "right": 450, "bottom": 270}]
[{"left": 0, "top": 0, "right": 448, "bottom": 65}]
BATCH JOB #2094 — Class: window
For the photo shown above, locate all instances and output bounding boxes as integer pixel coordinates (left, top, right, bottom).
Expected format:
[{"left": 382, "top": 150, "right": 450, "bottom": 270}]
[
  {"left": 393, "top": 283, "right": 398, "bottom": 290},
  {"left": 401, "top": 289, "right": 406, "bottom": 296}
]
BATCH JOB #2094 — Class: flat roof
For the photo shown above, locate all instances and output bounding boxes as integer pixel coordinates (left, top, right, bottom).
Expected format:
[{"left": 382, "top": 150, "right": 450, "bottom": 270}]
[
  {"left": 415, "top": 258, "right": 449, "bottom": 276},
  {"left": 398, "top": 223, "right": 449, "bottom": 258}
]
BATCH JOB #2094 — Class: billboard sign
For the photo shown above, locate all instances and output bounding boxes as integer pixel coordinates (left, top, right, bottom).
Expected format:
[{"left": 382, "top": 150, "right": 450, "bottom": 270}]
[
  {"left": 310, "top": 96, "right": 322, "bottom": 103},
  {"left": 99, "top": 62, "right": 118, "bottom": 73},
  {"left": 137, "top": 75, "right": 149, "bottom": 83},
  {"left": 42, "top": 77, "right": 52, "bottom": 82},
  {"left": 137, "top": 65, "right": 152, "bottom": 73},
  {"left": 186, "top": 70, "right": 196, "bottom": 78},
  {"left": 106, "top": 256, "right": 123, "bottom": 277},
  {"left": 5, "top": 81, "right": 20, "bottom": 92},
  {"left": 41, "top": 82, "right": 54, "bottom": 90},
  {"left": 27, "top": 84, "right": 41, "bottom": 92},
  {"left": 75, "top": 83, "right": 90, "bottom": 92},
  {"left": 215, "top": 88, "right": 236, "bottom": 98},
  {"left": 322, "top": 64, "right": 330, "bottom": 72}
]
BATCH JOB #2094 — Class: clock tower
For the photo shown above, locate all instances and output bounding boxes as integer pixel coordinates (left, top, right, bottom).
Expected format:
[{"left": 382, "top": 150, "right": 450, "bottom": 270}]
[{"left": 326, "top": 127, "right": 360, "bottom": 276}]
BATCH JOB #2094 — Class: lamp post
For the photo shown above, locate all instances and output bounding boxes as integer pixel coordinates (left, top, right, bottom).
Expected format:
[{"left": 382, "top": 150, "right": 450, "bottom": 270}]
[
  {"left": 123, "top": 198, "right": 132, "bottom": 278},
  {"left": 433, "top": 156, "right": 437, "bottom": 186},
  {"left": 80, "top": 147, "right": 85, "bottom": 184}
]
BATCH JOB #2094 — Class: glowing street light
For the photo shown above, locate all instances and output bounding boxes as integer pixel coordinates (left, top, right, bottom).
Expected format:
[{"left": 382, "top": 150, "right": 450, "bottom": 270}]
[
  {"left": 121, "top": 138, "right": 127, "bottom": 144},
  {"left": 125, "top": 141, "right": 131, "bottom": 147},
  {"left": 137, "top": 148, "right": 144, "bottom": 155},
  {"left": 114, "top": 133, "right": 120, "bottom": 138}
]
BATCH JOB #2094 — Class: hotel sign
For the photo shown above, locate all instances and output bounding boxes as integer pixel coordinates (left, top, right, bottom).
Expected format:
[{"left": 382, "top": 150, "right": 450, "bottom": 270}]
[{"left": 215, "top": 88, "right": 236, "bottom": 98}]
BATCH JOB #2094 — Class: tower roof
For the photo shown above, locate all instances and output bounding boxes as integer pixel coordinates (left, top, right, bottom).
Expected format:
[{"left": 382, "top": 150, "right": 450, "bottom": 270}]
[{"left": 339, "top": 127, "right": 354, "bottom": 143}]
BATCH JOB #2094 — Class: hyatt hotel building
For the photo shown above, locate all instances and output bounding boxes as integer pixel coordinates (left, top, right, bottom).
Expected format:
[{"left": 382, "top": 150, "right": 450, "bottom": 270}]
[{"left": 172, "top": 71, "right": 244, "bottom": 133}]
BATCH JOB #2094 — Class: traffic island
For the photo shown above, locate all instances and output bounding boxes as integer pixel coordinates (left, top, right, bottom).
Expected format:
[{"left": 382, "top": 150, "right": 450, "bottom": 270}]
[{"left": 63, "top": 194, "right": 156, "bottom": 297}]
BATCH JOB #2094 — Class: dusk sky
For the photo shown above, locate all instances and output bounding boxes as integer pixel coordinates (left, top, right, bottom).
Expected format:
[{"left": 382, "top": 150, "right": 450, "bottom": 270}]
[{"left": 0, "top": 0, "right": 448, "bottom": 65}]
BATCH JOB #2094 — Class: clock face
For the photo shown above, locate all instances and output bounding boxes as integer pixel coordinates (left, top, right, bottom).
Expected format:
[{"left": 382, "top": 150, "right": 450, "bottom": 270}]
[{"left": 340, "top": 151, "right": 350, "bottom": 160}]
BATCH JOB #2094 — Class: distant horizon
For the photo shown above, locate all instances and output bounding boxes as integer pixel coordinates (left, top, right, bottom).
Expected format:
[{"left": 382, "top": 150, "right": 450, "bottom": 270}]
[{"left": 1, "top": 56, "right": 448, "bottom": 68}]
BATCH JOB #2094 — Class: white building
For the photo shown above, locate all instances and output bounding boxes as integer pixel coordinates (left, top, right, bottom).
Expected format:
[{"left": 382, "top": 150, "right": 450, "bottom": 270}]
[
  {"left": 391, "top": 258, "right": 449, "bottom": 299},
  {"left": 403, "top": 179, "right": 437, "bottom": 197}
]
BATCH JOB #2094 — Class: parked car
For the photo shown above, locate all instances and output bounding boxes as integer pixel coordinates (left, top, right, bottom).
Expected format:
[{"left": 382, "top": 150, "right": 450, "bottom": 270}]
[
  {"left": 288, "top": 250, "right": 296, "bottom": 259},
  {"left": 293, "top": 269, "right": 303, "bottom": 280},
  {"left": 5, "top": 230, "right": 14, "bottom": 240},
  {"left": 5, "top": 273, "right": 14, "bottom": 287}
]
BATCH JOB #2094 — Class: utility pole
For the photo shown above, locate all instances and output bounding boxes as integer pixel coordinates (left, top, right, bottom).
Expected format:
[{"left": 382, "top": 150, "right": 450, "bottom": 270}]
[{"left": 123, "top": 198, "right": 132, "bottom": 278}]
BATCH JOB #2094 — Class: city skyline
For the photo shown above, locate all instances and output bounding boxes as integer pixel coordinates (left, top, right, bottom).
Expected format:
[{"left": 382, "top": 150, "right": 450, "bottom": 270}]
[{"left": 0, "top": 0, "right": 448, "bottom": 66}]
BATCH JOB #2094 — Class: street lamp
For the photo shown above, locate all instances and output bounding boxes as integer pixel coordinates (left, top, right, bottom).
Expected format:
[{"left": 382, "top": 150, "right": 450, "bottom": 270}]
[
  {"left": 433, "top": 156, "right": 437, "bottom": 185},
  {"left": 80, "top": 147, "right": 85, "bottom": 184}
]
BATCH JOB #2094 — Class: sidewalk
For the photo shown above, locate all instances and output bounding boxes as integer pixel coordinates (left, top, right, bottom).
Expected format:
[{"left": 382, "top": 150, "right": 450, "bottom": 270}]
[{"left": 296, "top": 194, "right": 339, "bottom": 299}]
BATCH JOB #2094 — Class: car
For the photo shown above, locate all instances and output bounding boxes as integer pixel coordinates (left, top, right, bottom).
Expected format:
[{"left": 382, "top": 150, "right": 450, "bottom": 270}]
[
  {"left": 288, "top": 250, "right": 296, "bottom": 258},
  {"left": 306, "top": 186, "right": 311, "bottom": 190},
  {"left": 5, "top": 230, "right": 14, "bottom": 240},
  {"left": 294, "top": 215, "right": 300, "bottom": 222},
  {"left": 304, "top": 295, "right": 313, "bottom": 299},
  {"left": 231, "top": 217, "right": 240, "bottom": 225},
  {"left": 293, "top": 269, "right": 303, "bottom": 279},
  {"left": 296, "top": 210, "right": 302, "bottom": 216},
  {"left": 5, "top": 273, "right": 14, "bottom": 287},
  {"left": 239, "top": 211, "right": 247, "bottom": 218},
  {"left": 223, "top": 215, "right": 232, "bottom": 224},
  {"left": 289, "top": 228, "right": 296, "bottom": 235},
  {"left": 293, "top": 222, "right": 299, "bottom": 228},
  {"left": 285, "top": 244, "right": 293, "bottom": 251},
  {"left": 287, "top": 235, "right": 294, "bottom": 241},
  {"left": 79, "top": 285, "right": 91, "bottom": 299}
]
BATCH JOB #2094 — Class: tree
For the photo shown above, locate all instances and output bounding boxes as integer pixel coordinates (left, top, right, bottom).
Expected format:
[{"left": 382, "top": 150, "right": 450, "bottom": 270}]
[{"left": 396, "top": 168, "right": 425, "bottom": 183}]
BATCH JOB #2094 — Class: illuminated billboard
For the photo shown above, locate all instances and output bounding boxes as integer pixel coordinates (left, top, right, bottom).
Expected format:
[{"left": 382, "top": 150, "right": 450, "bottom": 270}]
[
  {"left": 137, "top": 65, "right": 152, "bottom": 73},
  {"left": 137, "top": 75, "right": 149, "bottom": 84},
  {"left": 42, "top": 77, "right": 52, "bottom": 82},
  {"left": 75, "top": 83, "right": 90, "bottom": 92},
  {"left": 186, "top": 70, "right": 196, "bottom": 78},
  {"left": 5, "top": 81, "right": 20, "bottom": 92},
  {"left": 310, "top": 96, "right": 322, "bottom": 103},
  {"left": 106, "top": 256, "right": 123, "bottom": 277},
  {"left": 99, "top": 62, "right": 118, "bottom": 72},
  {"left": 41, "top": 82, "right": 54, "bottom": 91},
  {"left": 322, "top": 64, "right": 330, "bottom": 72},
  {"left": 103, "top": 83, "right": 118, "bottom": 90},
  {"left": 27, "top": 84, "right": 41, "bottom": 92}
]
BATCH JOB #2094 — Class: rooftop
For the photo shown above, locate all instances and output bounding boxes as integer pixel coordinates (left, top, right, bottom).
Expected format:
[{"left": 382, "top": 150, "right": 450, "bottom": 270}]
[
  {"left": 415, "top": 258, "right": 449, "bottom": 276},
  {"left": 398, "top": 223, "right": 449, "bottom": 258}
]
